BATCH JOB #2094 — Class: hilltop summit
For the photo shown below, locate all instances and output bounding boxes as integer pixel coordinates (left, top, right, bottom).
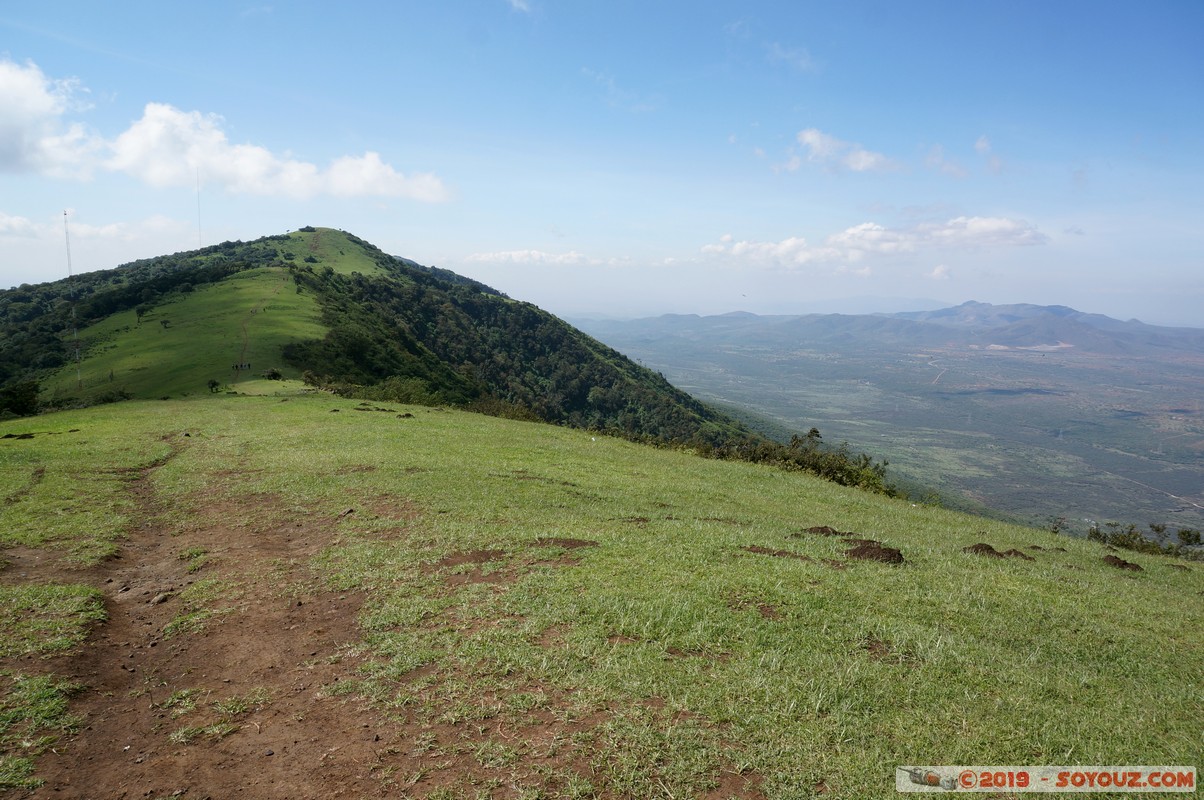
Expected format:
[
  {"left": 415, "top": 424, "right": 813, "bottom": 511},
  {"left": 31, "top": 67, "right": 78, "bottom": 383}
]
[{"left": 1, "top": 228, "right": 746, "bottom": 445}]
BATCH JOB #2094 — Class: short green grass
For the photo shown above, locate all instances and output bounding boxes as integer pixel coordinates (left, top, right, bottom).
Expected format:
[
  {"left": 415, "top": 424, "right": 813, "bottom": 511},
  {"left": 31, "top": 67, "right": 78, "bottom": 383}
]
[
  {"left": 280, "top": 227, "right": 390, "bottom": 277},
  {"left": 162, "top": 578, "right": 241, "bottom": 638},
  {"left": 41, "top": 266, "right": 325, "bottom": 403},
  {"left": 2, "top": 394, "right": 1201, "bottom": 797},
  {"left": 0, "top": 673, "right": 81, "bottom": 789},
  {"left": 0, "top": 585, "right": 105, "bottom": 657},
  {"left": 0, "top": 404, "right": 178, "bottom": 562}
]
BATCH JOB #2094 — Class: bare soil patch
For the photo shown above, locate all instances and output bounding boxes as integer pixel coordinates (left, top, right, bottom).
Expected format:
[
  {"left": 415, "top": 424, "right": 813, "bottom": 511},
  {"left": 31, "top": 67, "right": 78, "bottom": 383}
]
[
  {"left": 963, "top": 542, "right": 1004, "bottom": 558},
  {"left": 2, "top": 437, "right": 398, "bottom": 799},
  {"left": 863, "top": 634, "right": 894, "bottom": 661},
  {"left": 845, "top": 542, "right": 905, "bottom": 564},
  {"left": 1103, "top": 554, "right": 1144, "bottom": 572},
  {"left": 533, "top": 537, "right": 598, "bottom": 549},
  {"left": 962, "top": 543, "right": 1036, "bottom": 562},
  {"left": 795, "top": 525, "right": 848, "bottom": 536},
  {"left": 755, "top": 602, "right": 782, "bottom": 620},
  {"left": 741, "top": 545, "right": 812, "bottom": 561}
]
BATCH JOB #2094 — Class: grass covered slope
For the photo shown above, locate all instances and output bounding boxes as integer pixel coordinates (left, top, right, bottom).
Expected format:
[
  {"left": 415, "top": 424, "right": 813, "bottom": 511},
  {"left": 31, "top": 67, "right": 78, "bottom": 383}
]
[
  {"left": 1, "top": 395, "right": 1200, "bottom": 797},
  {"left": 13, "top": 227, "right": 749, "bottom": 446},
  {"left": 42, "top": 266, "right": 324, "bottom": 402}
]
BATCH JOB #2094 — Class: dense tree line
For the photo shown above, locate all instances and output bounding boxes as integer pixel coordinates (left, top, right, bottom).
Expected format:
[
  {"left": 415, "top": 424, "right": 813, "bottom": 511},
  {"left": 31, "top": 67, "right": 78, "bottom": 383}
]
[
  {"left": 284, "top": 260, "right": 900, "bottom": 495},
  {"left": 283, "top": 263, "right": 746, "bottom": 444}
]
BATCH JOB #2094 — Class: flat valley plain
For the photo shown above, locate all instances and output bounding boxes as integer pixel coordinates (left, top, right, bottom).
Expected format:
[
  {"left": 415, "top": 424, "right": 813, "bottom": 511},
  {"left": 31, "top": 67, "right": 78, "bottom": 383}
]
[{"left": 576, "top": 315, "right": 1204, "bottom": 534}]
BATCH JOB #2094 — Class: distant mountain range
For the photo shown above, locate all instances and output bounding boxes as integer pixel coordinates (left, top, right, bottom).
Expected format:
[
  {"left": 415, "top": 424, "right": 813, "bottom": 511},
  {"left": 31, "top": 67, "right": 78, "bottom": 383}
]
[{"left": 577, "top": 301, "right": 1204, "bottom": 358}]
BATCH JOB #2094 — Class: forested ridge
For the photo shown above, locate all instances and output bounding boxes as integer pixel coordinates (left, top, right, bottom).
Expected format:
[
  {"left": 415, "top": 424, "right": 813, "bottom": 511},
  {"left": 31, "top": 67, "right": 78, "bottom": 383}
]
[
  {"left": 1, "top": 228, "right": 898, "bottom": 495},
  {"left": 283, "top": 256, "right": 748, "bottom": 445}
]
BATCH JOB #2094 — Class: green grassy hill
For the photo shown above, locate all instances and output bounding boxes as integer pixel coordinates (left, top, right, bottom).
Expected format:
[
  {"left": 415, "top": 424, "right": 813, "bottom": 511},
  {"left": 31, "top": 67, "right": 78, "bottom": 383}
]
[
  {"left": 42, "top": 266, "right": 324, "bottom": 402},
  {"left": 1, "top": 394, "right": 1200, "bottom": 797},
  {"left": 8, "top": 227, "right": 749, "bottom": 447}
]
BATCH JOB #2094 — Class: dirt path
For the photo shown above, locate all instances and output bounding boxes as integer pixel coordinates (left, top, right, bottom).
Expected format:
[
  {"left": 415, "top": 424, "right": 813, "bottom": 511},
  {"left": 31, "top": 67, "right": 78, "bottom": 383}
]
[
  {"left": 11, "top": 438, "right": 394, "bottom": 799},
  {"left": 8, "top": 435, "right": 767, "bottom": 799}
]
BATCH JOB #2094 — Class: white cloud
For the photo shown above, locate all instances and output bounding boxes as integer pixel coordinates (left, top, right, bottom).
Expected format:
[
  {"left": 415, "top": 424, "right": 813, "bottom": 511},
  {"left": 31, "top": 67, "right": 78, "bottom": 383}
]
[
  {"left": 507, "top": 0, "right": 531, "bottom": 11},
  {"left": 106, "top": 103, "right": 449, "bottom": 201},
  {"left": 1, "top": 58, "right": 448, "bottom": 201},
  {"left": 64, "top": 213, "right": 183, "bottom": 242},
  {"left": 795, "top": 128, "right": 895, "bottom": 172},
  {"left": 797, "top": 128, "right": 844, "bottom": 160},
  {"left": 927, "top": 264, "right": 951, "bottom": 280},
  {"left": 920, "top": 216, "right": 1047, "bottom": 247},
  {"left": 0, "top": 58, "right": 101, "bottom": 178},
  {"left": 325, "top": 152, "right": 448, "bottom": 200},
  {"left": 700, "top": 216, "right": 1047, "bottom": 270},
  {"left": 975, "top": 135, "right": 991, "bottom": 155},
  {"left": 703, "top": 235, "right": 838, "bottom": 266},
  {"left": 0, "top": 212, "right": 38, "bottom": 237},
  {"left": 466, "top": 249, "right": 593, "bottom": 266},
  {"left": 828, "top": 222, "right": 916, "bottom": 258}
]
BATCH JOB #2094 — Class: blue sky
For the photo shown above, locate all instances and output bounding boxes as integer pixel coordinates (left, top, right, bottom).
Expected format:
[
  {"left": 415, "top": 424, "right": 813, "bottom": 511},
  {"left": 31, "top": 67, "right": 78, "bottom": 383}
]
[{"left": 2, "top": 1, "right": 1201, "bottom": 325}]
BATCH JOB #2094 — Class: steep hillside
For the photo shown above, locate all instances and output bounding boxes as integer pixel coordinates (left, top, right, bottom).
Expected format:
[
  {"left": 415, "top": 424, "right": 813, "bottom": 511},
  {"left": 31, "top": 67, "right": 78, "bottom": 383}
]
[
  {"left": 0, "top": 396, "right": 1199, "bottom": 797},
  {"left": 2, "top": 228, "right": 746, "bottom": 445}
]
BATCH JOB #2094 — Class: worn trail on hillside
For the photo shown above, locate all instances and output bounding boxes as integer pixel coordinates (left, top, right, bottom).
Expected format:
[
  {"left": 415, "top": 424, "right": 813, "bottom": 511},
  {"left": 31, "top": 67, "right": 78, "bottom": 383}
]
[
  {"left": 14, "top": 436, "right": 389, "bottom": 799},
  {"left": 10, "top": 428, "right": 769, "bottom": 799},
  {"left": 233, "top": 273, "right": 288, "bottom": 378}
]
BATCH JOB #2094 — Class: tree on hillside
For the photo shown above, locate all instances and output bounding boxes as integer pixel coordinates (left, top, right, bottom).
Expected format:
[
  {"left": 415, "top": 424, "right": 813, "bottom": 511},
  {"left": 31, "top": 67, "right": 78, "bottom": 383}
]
[{"left": 0, "top": 380, "right": 40, "bottom": 417}]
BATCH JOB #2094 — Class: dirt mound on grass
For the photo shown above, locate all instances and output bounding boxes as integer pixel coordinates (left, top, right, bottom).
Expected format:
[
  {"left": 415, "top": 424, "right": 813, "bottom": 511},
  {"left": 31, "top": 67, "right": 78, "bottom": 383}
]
[
  {"left": 845, "top": 542, "right": 904, "bottom": 564},
  {"left": 962, "top": 543, "right": 1037, "bottom": 561},
  {"left": 797, "top": 525, "right": 847, "bottom": 536},
  {"left": 1103, "top": 554, "right": 1143, "bottom": 571},
  {"left": 963, "top": 542, "right": 1004, "bottom": 557}
]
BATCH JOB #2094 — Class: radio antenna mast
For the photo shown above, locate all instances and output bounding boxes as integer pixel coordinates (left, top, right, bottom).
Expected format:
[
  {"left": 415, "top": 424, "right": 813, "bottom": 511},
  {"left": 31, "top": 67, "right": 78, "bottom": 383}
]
[{"left": 64, "top": 210, "right": 81, "bottom": 389}]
